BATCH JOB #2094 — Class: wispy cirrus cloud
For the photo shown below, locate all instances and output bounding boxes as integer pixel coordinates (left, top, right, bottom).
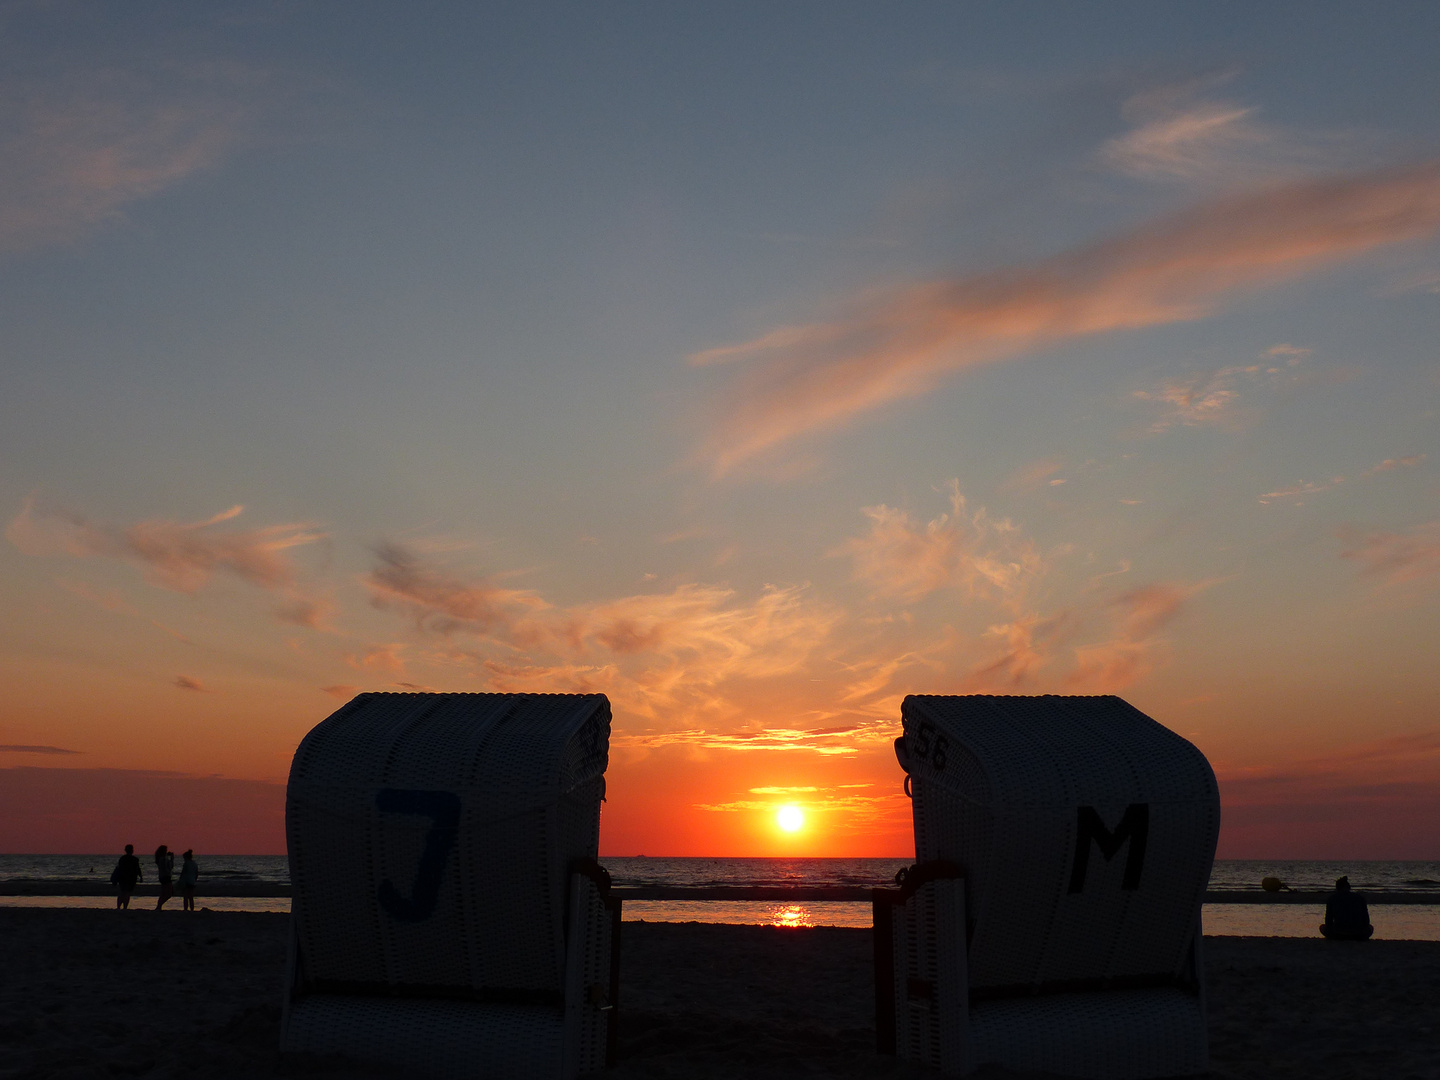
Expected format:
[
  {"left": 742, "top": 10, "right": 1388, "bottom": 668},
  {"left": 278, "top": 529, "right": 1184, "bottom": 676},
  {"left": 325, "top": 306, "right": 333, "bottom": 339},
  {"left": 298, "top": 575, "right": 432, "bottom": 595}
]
[
  {"left": 1133, "top": 344, "right": 1312, "bottom": 434},
  {"left": 173, "top": 675, "right": 207, "bottom": 692},
  {"left": 833, "top": 481, "right": 1043, "bottom": 603},
  {"left": 1065, "top": 581, "right": 1217, "bottom": 693},
  {"left": 1098, "top": 79, "right": 1354, "bottom": 187},
  {"left": 0, "top": 745, "right": 82, "bottom": 755},
  {"left": 367, "top": 543, "right": 843, "bottom": 732},
  {"left": 550, "top": 584, "right": 839, "bottom": 680},
  {"left": 1339, "top": 521, "right": 1440, "bottom": 584},
  {"left": 483, "top": 586, "right": 842, "bottom": 728},
  {"left": 273, "top": 593, "right": 336, "bottom": 630},
  {"left": 1257, "top": 478, "right": 1346, "bottom": 505},
  {"left": 364, "top": 542, "right": 546, "bottom": 635},
  {"left": 692, "top": 163, "right": 1440, "bottom": 476},
  {"left": 0, "top": 65, "right": 256, "bottom": 255},
  {"left": 1259, "top": 453, "right": 1425, "bottom": 505},
  {"left": 8, "top": 498, "right": 323, "bottom": 593},
  {"left": 343, "top": 643, "right": 408, "bottom": 674},
  {"left": 1102, "top": 96, "right": 1267, "bottom": 183},
  {"left": 7, "top": 499, "right": 327, "bottom": 629},
  {"left": 613, "top": 722, "right": 880, "bottom": 757},
  {"left": 963, "top": 612, "right": 1072, "bottom": 691},
  {"left": 1365, "top": 453, "right": 1425, "bottom": 476}
]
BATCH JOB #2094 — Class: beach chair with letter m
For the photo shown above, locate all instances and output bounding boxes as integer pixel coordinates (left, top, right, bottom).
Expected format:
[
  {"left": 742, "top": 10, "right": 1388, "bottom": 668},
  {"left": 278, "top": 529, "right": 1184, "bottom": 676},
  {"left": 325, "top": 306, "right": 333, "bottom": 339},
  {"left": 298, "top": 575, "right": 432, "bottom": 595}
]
[
  {"left": 875, "top": 694, "right": 1219, "bottom": 1079},
  {"left": 280, "top": 692, "right": 620, "bottom": 1080}
]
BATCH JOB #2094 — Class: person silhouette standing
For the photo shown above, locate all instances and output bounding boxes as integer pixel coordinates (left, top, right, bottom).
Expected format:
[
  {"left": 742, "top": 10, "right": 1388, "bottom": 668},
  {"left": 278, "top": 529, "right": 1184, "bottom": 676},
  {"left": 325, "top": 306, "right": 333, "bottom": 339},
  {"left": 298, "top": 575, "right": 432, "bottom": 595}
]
[
  {"left": 154, "top": 845, "right": 175, "bottom": 910},
  {"left": 110, "top": 845, "right": 142, "bottom": 909},
  {"left": 178, "top": 849, "right": 199, "bottom": 911},
  {"left": 1320, "top": 876, "right": 1373, "bottom": 940}
]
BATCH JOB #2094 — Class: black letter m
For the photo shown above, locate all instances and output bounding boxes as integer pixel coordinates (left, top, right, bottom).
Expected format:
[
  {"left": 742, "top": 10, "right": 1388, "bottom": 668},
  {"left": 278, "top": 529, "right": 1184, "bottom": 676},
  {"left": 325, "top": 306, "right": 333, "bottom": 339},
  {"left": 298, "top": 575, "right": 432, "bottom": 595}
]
[{"left": 1068, "top": 803, "right": 1148, "bottom": 893}]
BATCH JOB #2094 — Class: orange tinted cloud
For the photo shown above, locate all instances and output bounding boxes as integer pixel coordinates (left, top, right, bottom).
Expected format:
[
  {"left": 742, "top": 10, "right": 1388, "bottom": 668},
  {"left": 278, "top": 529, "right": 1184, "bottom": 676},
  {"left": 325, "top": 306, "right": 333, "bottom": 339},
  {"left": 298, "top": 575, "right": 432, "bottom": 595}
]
[
  {"left": 345, "top": 643, "right": 408, "bottom": 674},
  {"left": 1133, "top": 368, "right": 1247, "bottom": 431},
  {"left": 487, "top": 585, "right": 842, "bottom": 728},
  {"left": 0, "top": 68, "right": 249, "bottom": 254},
  {"left": 173, "top": 675, "right": 207, "bottom": 692},
  {"left": 364, "top": 542, "right": 546, "bottom": 634},
  {"left": 551, "top": 584, "right": 839, "bottom": 679},
  {"left": 367, "top": 545, "right": 843, "bottom": 732},
  {"left": 1065, "top": 581, "right": 1214, "bottom": 693},
  {"left": 963, "top": 612, "right": 1071, "bottom": 691},
  {"left": 273, "top": 594, "right": 335, "bottom": 629},
  {"left": 1258, "top": 478, "right": 1345, "bottom": 504},
  {"left": 614, "top": 723, "right": 882, "bottom": 757},
  {"left": 695, "top": 162, "right": 1440, "bottom": 474},
  {"left": 1340, "top": 521, "right": 1440, "bottom": 583},
  {"left": 833, "top": 482, "right": 1043, "bottom": 603},
  {"left": 1364, "top": 453, "right": 1426, "bottom": 475},
  {"left": 1102, "top": 98, "right": 1264, "bottom": 182},
  {"left": 1258, "top": 452, "right": 1425, "bottom": 504},
  {"left": 7, "top": 498, "right": 323, "bottom": 593}
]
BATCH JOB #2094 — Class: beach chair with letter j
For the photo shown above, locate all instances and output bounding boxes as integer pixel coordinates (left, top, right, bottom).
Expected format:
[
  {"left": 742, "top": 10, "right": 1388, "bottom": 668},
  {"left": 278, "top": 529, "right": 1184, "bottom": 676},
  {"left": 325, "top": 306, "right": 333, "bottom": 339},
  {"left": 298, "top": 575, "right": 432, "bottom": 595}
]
[
  {"left": 280, "top": 692, "right": 619, "bottom": 1079},
  {"left": 875, "top": 694, "right": 1220, "bottom": 1079}
]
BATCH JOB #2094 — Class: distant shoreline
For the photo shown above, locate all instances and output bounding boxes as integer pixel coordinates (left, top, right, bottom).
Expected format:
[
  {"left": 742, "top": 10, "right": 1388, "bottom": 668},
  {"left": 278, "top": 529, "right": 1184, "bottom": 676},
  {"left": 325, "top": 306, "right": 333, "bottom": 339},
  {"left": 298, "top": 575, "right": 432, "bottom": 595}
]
[{"left": 4, "top": 878, "right": 1439, "bottom": 904}]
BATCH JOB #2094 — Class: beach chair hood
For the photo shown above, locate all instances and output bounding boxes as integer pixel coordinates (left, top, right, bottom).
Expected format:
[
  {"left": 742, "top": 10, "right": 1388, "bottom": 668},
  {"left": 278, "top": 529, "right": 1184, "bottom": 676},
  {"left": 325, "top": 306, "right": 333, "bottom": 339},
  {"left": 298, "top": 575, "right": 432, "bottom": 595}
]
[
  {"left": 897, "top": 694, "right": 1219, "bottom": 994},
  {"left": 286, "top": 692, "right": 611, "bottom": 998}
]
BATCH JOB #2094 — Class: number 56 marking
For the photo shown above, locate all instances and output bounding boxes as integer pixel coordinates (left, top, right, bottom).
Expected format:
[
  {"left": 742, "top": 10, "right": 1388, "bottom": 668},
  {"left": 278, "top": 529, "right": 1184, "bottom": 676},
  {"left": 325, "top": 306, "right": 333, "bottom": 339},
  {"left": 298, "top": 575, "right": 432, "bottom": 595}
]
[{"left": 909, "top": 721, "right": 949, "bottom": 772}]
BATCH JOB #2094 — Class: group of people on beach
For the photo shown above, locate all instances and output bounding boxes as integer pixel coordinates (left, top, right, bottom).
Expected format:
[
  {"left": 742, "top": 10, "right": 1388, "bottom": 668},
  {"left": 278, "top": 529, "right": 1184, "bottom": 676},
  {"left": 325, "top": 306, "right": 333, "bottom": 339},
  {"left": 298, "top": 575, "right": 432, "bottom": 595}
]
[{"left": 110, "top": 844, "right": 200, "bottom": 911}]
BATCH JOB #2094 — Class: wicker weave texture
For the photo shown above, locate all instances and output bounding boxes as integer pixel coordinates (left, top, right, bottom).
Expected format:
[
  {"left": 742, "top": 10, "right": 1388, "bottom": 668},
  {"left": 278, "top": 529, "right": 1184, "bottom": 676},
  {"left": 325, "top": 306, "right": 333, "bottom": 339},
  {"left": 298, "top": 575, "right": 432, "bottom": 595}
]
[
  {"left": 887, "top": 880, "right": 1207, "bottom": 1078},
  {"left": 287, "top": 692, "right": 609, "bottom": 995},
  {"left": 899, "top": 695, "right": 1219, "bottom": 993},
  {"left": 891, "top": 878, "right": 968, "bottom": 1074},
  {"left": 280, "top": 871, "right": 615, "bottom": 1078},
  {"left": 564, "top": 871, "right": 615, "bottom": 1076}
]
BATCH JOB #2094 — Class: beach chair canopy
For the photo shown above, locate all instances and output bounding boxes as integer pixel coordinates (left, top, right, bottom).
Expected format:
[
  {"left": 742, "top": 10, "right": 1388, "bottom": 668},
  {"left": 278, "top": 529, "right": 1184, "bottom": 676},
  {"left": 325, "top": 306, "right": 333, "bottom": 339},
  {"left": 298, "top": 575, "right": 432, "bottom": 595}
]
[
  {"left": 898, "top": 693, "right": 1218, "bottom": 992},
  {"left": 887, "top": 694, "right": 1220, "bottom": 1078},
  {"left": 283, "top": 692, "right": 615, "bottom": 1078}
]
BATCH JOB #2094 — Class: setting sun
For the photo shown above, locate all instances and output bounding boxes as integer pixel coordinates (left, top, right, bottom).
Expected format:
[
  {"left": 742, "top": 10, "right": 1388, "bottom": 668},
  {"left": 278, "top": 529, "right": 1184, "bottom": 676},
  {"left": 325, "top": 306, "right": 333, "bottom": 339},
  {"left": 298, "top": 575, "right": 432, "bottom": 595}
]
[{"left": 776, "top": 805, "right": 805, "bottom": 833}]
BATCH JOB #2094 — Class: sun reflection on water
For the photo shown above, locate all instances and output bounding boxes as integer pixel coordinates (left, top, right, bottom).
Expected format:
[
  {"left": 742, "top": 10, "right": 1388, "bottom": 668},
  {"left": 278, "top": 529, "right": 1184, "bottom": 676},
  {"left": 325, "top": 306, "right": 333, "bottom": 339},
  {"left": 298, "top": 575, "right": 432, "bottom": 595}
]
[{"left": 769, "top": 903, "right": 813, "bottom": 928}]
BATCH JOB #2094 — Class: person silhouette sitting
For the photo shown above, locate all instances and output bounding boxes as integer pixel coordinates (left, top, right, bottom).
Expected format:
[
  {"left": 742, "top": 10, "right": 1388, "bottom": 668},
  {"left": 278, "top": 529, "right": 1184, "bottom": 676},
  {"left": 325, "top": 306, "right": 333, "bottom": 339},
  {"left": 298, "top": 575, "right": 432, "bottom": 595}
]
[{"left": 1320, "top": 876, "right": 1373, "bottom": 940}]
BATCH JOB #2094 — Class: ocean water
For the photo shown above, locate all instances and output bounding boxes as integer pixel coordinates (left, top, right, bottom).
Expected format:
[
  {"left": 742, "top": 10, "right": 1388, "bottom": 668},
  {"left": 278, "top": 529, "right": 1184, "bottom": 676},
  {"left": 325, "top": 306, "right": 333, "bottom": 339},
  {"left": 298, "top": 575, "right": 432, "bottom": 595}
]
[
  {"left": 0, "top": 853, "right": 292, "bottom": 884},
  {"left": 3, "top": 856, "right": 1438, "bottom": 938}
]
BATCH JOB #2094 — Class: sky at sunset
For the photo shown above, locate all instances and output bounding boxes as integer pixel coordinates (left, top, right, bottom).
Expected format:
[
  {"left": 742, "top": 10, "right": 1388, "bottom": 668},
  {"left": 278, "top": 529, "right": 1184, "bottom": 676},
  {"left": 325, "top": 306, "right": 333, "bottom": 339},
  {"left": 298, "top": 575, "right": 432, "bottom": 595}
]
[{"left": 3, "top": 3, "right": 1439, "bottom": 858}]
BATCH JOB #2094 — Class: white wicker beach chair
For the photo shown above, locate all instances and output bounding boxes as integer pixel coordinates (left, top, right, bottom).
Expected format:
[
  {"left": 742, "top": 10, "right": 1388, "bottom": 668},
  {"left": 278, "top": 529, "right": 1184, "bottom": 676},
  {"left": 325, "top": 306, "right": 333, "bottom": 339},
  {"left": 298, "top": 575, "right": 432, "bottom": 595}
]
[
  {"left": 280, "top": 692, "right": 618, "bottom": 1080},
  {"left": 876, "top": 695, "right": 1219, "bottom": 1079}
]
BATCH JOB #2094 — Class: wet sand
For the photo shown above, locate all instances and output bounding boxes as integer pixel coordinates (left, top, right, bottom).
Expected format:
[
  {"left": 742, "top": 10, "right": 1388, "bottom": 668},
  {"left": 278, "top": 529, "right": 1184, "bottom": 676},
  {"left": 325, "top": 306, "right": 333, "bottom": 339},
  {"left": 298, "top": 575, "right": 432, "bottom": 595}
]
[{"left": 1, "top": 909, "right": 1437, "bottom": 1079}]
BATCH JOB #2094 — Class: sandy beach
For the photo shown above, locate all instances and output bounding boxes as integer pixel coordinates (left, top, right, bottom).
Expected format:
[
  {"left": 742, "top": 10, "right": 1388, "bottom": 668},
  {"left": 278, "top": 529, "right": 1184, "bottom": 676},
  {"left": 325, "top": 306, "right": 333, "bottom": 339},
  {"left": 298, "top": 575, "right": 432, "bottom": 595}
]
[{"left": 1, "top": 909, "right": 1436, "bottom": 1080}]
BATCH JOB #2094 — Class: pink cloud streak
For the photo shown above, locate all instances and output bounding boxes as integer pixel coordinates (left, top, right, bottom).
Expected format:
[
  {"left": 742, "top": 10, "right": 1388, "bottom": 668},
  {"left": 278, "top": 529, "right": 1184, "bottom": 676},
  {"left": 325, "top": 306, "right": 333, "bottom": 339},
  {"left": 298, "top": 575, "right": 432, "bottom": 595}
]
[
  {"left": 695, "top": 162, "right": 1440, "bottom": 475},
  {"left": 1340, "top": 521, "right": 1440, "bottom": 583},
  {"left": 6, "top": 498, "right": 323, "bottom": 593}
]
